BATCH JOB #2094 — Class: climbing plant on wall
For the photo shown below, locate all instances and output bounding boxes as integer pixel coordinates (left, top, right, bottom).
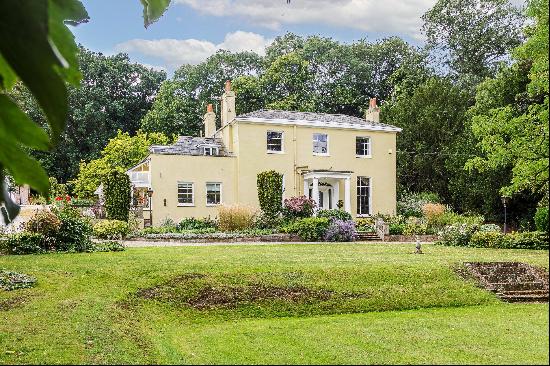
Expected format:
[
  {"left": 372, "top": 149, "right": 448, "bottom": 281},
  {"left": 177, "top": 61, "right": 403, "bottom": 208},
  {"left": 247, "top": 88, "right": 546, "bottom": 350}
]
[
  {"left": 257, "top": 170, "right": 284, "bottom": 217},
  {"left": 103, "top": 170, "right": 131, "bottom": 222}
]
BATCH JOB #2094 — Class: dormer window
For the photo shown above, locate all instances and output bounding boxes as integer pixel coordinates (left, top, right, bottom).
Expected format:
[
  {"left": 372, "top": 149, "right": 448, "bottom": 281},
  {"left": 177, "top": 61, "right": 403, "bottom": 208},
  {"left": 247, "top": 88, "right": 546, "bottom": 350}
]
[{"left": 203, "top": 146, "right": 219, "bottom": 156}]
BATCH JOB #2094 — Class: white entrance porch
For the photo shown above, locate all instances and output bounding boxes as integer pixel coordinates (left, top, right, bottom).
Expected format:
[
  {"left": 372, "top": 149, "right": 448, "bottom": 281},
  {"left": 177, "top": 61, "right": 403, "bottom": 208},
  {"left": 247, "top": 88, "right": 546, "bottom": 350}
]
[{"left": 302, "top": 170, "right": 352, "bottom": 214}]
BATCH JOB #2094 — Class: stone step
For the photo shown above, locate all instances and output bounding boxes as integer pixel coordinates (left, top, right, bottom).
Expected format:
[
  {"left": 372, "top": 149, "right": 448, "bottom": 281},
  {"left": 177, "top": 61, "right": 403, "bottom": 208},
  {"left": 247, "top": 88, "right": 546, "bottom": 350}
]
[
  {"left": 483, "top": 273, "right": 540, "bottom": 284},
  {"left": 500, "top": 289, "right": 549, "bottom": 296},
  {"left": 490, "top": 281, "right": 547, "bottom": 292},
  {"left": 499, "top": 293, "right": 549, "bottom": 303}
]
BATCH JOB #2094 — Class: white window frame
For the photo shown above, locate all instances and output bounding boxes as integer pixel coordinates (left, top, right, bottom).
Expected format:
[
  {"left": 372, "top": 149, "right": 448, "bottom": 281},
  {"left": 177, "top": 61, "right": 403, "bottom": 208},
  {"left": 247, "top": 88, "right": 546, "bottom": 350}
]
[
  {"left": 267, "top": 131, "right": 284, "bottom": 154},
  {"left": 203, "top": 146, "right": 219, "bottom": 156},
  {"left": 206, "top": 182, "right": 222, "bottom": 206},
  {"left": 313, "top": 133, "right": 329, "bottom": 156},
  {"left": 177, "top": 182, "right": 194, "bottom": 207},
  {"left": 356, "top": 176, "right": 372, "bottom": 217},
  {"left": 356, "top": 136, "right": 372, "bottom": 158}
]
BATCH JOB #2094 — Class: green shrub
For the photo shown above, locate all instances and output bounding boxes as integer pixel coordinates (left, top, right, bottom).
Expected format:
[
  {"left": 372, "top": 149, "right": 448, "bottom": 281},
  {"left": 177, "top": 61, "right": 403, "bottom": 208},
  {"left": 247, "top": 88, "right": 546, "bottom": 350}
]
[
  {"left": 469, "top": 231, "right": 504, "bottom": 248},
  {"left": 355, "top": 217, "right": 375, "bottom": 232},
  {"left": 534, "top": 206, "right": 549, "bottom": 232},
  {"left": 54, "top": 206, "right": 93, "bottom": 252},
  {"left": 0, "top": 270, "right": 37, "bottom": 290},
  {"left": 177, "top": 217, "right": 217, "bottom": 231},
  {"left": 257, "top": 170, "right": 283, "bottom": 217},
  {"left": 5, "top": 233, "right": 49, "bottom": 254},
  {"left": 397, "top": 191, "right": 440, "bottom": 217},
  {"left": 468, "top": 231, "right": 548, "bottom": 250},
  {"left": 104, "top": 170, "right": 131, "bottom": 222},
  {"left": 91, "top": 241, "right": 126, "bottom": 252},
  {"left": 93, "top": 220, "right": 130, "bottom": 239},
  {"left": 24, "top": 210, "right": 61, "bottom": 238},
  {"left": 389, "top": 223, "right": 406, "bottom": 235},
  {"left": 282, "top": 217, "right": 330, "bottom": 241},
  {"left": 437, "top": 224, "right": 480, "bottom": 247},
  {"left": 254, "top": 212, "right": 285, "bottom": 230},
  {"left": 503, "top": 232, "right": 549, "bottom": 250},
  {"left": 317, "top": 209, "right": 352, "bottom": 222},
  {"left": 480, "top": 224, "right": 501, "bottom": 232}
]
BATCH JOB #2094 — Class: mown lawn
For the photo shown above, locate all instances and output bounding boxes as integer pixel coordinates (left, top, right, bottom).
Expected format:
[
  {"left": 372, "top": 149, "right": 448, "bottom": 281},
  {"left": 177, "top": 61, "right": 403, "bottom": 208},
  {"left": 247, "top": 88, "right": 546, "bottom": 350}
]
[{"left": 0, "top": 243, "right": 548, "bottom": 364}]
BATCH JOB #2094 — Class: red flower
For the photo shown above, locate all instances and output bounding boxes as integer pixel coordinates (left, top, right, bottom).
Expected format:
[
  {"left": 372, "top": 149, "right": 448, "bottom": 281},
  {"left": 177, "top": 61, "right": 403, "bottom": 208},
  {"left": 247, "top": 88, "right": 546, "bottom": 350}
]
[
  {"left": 65, "top": 195, "right": 71, "bottom": 201},
  {"left": 55, "top": 196, "right": 62, "bottom": 201}
]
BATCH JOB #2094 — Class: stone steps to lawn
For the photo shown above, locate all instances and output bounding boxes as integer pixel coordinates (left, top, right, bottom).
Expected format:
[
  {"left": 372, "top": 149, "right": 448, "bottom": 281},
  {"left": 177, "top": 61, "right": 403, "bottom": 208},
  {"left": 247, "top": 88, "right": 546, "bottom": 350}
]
[{"left": 463, "top": 262, "right": 549, "bottom": 303}]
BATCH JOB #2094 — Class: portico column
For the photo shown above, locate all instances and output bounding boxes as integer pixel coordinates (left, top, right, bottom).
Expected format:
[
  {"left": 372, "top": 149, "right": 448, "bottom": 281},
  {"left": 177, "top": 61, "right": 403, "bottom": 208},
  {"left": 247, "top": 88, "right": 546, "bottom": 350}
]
[
  {"left": 333, "top": 181, "right": 340, "bottom": 209},
  {"left": 303, "top": 178, "right": 309, "bottom": 197},
  {"left": 344, "top": 177, "right": 351, "bottom": 214},
  {"left": 312, "top": 177, "right": 320, "bottom": 210}
]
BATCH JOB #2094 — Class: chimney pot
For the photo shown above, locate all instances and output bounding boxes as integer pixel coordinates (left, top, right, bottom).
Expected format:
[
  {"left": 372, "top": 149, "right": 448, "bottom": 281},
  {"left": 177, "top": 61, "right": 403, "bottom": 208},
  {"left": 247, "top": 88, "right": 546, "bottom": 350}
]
[
  {"left": 225, "top": 80, "right": 232, "bottom": 92},
  {"left": 207, "top": 103, "right": 213, "bottom": 113}
]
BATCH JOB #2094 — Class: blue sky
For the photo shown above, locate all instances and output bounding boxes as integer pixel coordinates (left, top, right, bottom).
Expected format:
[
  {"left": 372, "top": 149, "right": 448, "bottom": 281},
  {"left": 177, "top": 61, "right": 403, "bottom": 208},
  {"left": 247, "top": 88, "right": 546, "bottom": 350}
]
[{"left": 72, "top": 0, "right": 438, "bottom": 73}]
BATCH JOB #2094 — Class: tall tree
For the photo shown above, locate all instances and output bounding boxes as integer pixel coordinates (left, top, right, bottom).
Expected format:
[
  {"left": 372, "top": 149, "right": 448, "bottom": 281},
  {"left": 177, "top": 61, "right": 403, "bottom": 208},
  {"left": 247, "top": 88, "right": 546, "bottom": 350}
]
[
  {"left": 422, "top": 0, "right": 524, "bottom": 81},
  {"left": 11, "top": 47, "right": 166, "bottom": 182},
  {"left": 467, "top": 0, "right": 549, "bottom": 199},
  {"left": 141, "top": 50, "right": 263, "bottom": 136}
]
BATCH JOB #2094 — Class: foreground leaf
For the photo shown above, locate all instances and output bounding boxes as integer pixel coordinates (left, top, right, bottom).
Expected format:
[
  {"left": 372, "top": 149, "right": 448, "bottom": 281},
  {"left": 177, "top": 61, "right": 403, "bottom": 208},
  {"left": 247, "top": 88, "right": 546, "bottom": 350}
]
[{"left": 140, "top": 0, "right": 171, "bottom": 27}]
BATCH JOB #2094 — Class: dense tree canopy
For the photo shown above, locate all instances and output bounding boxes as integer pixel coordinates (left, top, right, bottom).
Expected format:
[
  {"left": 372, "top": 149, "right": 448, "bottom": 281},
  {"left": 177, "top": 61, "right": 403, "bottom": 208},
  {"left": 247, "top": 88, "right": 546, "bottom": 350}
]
[
  {"left": 73, "top": 130, "right": 171, "bottom": 198},
  {"left": 467, "top": 0, "right": 549, "bottom": 199},
  {"left": 11, "top": 47, "right": 166, "bottom": 182},
  {"left": 422, "top": 0, "right": 525, "bottom": 82}
]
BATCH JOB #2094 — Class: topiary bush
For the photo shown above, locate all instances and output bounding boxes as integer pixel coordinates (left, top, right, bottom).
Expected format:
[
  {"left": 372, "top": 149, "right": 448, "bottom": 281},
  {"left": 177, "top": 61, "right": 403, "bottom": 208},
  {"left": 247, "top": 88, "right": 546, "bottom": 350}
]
[
  {"left": 282, "top": 217, "right": 330, "bottom": 241},
  {"left": 257, "top": 170, "right": 283, "bottom": 217},
  {"left": 104, "top": 170, "right": 131, "bottom": 222},
  {"left": 534, "top": 206, "right": 548, "bottom": 232},
  {"left": 324, "top": 219, "right": 357, "bottom": 242},
  {"left": 93, "top": 220, "right": 130, "bottom": 239},
  {"left": 24, "top": 210, "right": 61, "bottom": 239},
  {"left": 283, "top": 196, "right": 316, "bottom": 220},
  {"left": 317, "top": 209, "right": 352, "bottom": 222}
]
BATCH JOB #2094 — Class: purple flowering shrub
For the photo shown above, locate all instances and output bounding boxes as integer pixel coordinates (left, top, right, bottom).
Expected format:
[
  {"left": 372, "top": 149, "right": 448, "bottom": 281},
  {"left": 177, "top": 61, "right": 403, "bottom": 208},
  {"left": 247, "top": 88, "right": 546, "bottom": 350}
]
[
  {"left": 324, "top": 219, "right": 357, "bottom": 242},
  {"left": 283, "top": 196, "right": 316, "bottom": 220}
]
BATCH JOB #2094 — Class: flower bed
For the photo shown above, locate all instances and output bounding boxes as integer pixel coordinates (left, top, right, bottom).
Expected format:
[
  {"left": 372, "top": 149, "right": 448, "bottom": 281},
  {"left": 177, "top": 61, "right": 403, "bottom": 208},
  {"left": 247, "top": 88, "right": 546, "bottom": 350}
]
[
  {"left": 135, "top": 232, "right": 301, "bottom": 243},
  {"left": 384, "top": 234, "right": 440, "bottom": 242}
]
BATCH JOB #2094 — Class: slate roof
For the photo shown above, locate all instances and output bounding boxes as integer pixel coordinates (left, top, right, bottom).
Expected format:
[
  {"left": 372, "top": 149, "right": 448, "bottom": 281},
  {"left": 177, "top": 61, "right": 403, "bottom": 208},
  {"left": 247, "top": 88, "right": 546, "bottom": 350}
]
[
  {"left": 236, "top": 109, "right": 399, "bottom": 130},
  {"left": 149, "top": 136, "right": 230, "bottom": 156}
]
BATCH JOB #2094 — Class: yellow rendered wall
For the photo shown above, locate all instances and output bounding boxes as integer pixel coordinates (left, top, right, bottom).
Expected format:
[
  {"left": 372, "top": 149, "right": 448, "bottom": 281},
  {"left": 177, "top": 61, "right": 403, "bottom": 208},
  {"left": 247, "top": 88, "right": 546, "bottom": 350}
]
[
  {"left": 232, "top": 122, "right": 398, "bottom": 216},
  {"left": 149, "top": 154, "right": 236, "bottom": 225}
]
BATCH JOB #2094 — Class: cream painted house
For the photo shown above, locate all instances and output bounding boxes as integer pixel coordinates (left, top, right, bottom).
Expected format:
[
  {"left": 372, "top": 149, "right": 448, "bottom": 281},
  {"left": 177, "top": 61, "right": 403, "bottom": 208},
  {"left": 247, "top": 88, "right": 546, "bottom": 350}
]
[{"left": 128, "top": 81, "right": 401, "bottom": 226}]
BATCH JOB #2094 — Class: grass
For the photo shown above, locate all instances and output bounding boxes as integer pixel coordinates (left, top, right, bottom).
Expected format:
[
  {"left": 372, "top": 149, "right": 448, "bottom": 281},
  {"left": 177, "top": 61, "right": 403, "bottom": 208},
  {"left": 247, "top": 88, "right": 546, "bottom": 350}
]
[{"left": 0, "top": 243, "right": 548, "bottom": 364}]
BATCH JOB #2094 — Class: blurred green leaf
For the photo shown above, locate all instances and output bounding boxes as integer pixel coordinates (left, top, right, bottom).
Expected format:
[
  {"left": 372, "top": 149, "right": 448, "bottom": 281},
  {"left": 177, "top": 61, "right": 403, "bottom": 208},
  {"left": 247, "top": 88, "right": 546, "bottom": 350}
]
[
  {"left": 140, "top": 0, "right": 171, "bottom": 27},
  {"left": 0, "top": 54, "right": 17, "bottom": 90},
  {"left": 0, "top": 95, "right": 51, "bottom": 150}
]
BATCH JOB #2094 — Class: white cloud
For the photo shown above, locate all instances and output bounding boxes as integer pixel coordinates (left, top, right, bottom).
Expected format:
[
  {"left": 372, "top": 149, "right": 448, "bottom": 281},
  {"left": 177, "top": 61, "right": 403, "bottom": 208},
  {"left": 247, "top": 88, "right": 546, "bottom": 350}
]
[
  {"left": 115, "top": 31, "right": 272, "bottom": 69},
  {"left": 175, "top": 0, "right": 437, "bottom": 38}
]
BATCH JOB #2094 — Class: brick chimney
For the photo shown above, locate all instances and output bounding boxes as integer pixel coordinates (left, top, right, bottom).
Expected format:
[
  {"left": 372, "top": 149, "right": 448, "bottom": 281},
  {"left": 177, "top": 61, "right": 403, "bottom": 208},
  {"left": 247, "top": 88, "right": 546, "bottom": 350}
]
[
  {"left": 221, "top": 80, "right": 236, "bottom": 126},
  {"left": 365, "top": 97, "right": 380, "bottom": 123},
  {"left": 203, "top": 103, "right": 216, "bottom": 137}
]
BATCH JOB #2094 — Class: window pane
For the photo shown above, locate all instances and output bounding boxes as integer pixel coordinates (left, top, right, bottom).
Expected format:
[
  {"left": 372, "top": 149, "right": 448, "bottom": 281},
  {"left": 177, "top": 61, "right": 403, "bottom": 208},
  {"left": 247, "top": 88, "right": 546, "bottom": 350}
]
[
  {"left": 356, "top": 137, "right": 370, "bottom": 156},
  {"left": 356, "top": 176, "right": 370, "bottom": 215},
  {"left": 178, "top": 183, "right": 193, "bottom": 204},
  {"left": 313, "top": 133, "right": 328, "bottom": 154},
  {"left": 206, "top": 183, "right": 222, "bottom": 205},
  {"left": 267, "top": 131, "right": 282, "bottom": 152}
]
